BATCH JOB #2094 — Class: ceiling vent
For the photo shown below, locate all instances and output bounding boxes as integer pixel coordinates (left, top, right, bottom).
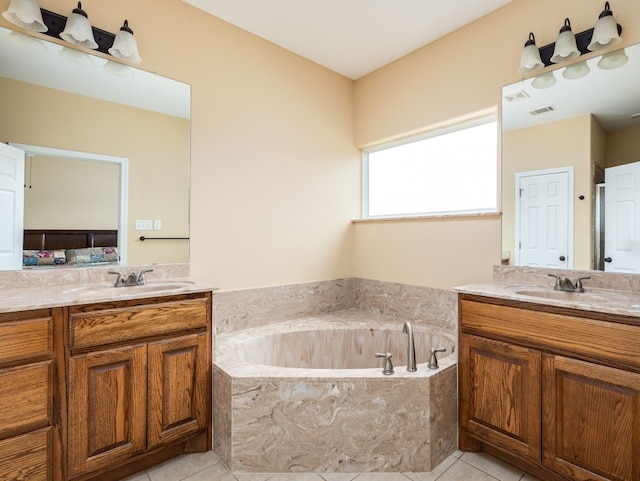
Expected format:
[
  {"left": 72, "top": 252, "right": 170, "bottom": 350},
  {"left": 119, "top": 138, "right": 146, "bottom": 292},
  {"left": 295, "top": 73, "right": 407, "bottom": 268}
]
[
  {"left": 503, "top": 90, "right": 530, "bottom": 103},
  {"left": 528, "top": 105, "right": 557, "bottom": 116}
]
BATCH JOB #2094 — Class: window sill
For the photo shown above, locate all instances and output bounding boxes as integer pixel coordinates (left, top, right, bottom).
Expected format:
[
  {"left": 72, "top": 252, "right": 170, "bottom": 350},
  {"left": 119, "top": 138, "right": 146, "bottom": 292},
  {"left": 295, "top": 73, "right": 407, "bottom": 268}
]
[{"left": 352, "top": 211, "right": 502, "bottom": 224}]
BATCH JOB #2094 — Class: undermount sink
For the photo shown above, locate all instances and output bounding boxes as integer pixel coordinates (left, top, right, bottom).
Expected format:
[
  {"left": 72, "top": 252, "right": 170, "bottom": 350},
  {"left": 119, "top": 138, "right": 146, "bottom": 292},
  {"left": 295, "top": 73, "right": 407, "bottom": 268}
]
[
  {"left": 62, "top": 281, "right": 195, "bottom": 296},
  {"left": 510, "top": 286, "right": 640, "bottom": 308}
]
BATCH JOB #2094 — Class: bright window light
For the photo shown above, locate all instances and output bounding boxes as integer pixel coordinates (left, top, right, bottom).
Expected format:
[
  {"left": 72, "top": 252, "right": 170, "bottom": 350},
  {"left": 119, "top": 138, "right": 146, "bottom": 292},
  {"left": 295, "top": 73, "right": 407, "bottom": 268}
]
[{"left": 363, "top": 117, "right": 498, "bottom": 218}]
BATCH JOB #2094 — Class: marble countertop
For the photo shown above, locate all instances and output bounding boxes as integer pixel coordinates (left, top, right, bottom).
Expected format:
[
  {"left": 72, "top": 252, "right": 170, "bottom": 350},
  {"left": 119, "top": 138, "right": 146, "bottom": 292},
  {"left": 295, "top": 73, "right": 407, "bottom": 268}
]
[
  {"left": 0, "top": 280, "right": 218, "bottom": 313},
  {"left": 455, "top": 281, "right": 640, "bottom": 318}
]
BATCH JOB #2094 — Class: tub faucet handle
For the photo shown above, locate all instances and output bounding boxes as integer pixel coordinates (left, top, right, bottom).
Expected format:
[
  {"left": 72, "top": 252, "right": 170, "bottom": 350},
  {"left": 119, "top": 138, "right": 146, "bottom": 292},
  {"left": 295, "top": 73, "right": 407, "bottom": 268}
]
[
  {"left": 375, "top": 352, "right": 394, "bottom": 375},
  {"left": 428, "top": 347, "right": 446, "bottom": 369}
]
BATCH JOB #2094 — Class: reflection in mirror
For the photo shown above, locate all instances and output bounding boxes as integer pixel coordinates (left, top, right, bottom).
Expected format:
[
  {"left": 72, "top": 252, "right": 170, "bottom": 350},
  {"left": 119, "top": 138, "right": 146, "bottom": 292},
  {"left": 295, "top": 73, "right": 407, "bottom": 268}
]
[
  {"left": 502, "top": 42, "right": 640, "bottom": 272},
  {"left": 0, "top": 26, "right": 191, "bottom": 270}
]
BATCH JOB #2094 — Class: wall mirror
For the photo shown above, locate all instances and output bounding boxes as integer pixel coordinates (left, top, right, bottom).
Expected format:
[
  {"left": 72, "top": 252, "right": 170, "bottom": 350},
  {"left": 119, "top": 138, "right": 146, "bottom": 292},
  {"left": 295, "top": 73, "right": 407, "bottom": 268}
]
[
  {"left": 0, "top": 26, "right": 190, "bottom": 270},
  {"left": 501, "top": 41, "right": 640, "bottom": 272}
]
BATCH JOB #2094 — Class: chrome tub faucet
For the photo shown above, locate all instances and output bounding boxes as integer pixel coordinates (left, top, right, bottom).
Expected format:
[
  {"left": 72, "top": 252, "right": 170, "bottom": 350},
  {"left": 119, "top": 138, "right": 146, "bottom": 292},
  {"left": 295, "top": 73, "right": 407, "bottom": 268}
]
[{"left": 403, "top": 321, "right": 417, "bottom": 372}]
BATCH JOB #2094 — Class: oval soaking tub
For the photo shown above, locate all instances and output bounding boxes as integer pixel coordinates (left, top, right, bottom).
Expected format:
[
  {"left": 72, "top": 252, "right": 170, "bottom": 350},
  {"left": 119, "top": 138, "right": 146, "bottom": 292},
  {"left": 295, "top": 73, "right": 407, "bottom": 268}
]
[{"left": 213, "top": 310, "right": 457, "bottom": 474}]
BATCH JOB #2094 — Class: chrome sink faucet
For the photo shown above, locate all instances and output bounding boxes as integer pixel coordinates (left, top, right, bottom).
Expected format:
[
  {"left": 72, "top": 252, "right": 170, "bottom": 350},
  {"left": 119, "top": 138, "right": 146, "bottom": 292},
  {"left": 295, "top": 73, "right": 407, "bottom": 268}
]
[
  {"left": 109, "top": 269, "right": 153, "bottom": 287},
  {"left": 548, "top": 273, "right": 591, "bottom": 293},
  {"left": 402, "top": 322, "right": 417, "bottom": 372}
]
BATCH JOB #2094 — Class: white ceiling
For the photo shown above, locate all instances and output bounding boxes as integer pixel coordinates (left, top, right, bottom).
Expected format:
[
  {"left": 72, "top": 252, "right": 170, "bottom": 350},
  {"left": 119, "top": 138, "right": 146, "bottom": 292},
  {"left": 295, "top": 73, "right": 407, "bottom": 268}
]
[{"left": 182, "top": 0, "right": 513, "bottom": 79}]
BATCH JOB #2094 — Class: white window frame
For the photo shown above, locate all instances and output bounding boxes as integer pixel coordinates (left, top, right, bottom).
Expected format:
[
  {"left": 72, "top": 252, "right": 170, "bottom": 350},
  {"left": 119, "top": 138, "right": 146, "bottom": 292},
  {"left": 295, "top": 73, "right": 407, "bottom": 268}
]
[{"left": 362, "top": 114, "right": 498, "bottom": 219}]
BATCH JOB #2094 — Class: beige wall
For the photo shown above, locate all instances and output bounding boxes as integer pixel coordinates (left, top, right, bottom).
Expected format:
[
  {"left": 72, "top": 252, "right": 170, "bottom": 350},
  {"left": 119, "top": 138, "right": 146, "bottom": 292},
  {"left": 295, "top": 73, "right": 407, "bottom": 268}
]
[
  {"left": 502, "top": 115, "right": 594, "bottom": 270},
  {"left": 24, "top": 155, "right": 119, "bottom": 230},
  {"left": 2, "top": 0, "right": 639, "bottom": 290},
  {"left": 352, "top": 0, "right": 640, "bottom": 288},
  {"left": 0, "top": 77, "right": 190, "bottom": 264},
  {"left": 607, "top": 125, "right": 640, "bottom": 167}
]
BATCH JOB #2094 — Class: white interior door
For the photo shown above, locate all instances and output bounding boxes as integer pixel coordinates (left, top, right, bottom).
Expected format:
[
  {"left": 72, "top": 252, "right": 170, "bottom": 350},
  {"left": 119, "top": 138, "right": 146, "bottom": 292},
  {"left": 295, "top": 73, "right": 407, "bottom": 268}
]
[
  {"left": 516, "top": 168, "right": 573, "bottom": 268},
  {"left": 0, "top": 143, "right": 25, "bottom": 270},
  {"left": 604, "top": 161, "right": 640, "bottom": 272}
]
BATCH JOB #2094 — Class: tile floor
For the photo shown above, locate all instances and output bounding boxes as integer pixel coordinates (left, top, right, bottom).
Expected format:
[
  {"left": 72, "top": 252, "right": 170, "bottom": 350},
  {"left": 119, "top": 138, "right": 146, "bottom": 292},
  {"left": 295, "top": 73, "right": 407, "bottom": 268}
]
[{"left": 122, "top": 449, "right": 541, "bottom": 481}]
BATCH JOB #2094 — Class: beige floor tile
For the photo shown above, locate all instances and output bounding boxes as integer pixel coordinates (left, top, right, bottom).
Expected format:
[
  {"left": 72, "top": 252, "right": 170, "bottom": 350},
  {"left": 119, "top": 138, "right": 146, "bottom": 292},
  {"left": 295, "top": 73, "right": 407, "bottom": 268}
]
[
  {"left": 146, "top": 451, "right": 222, "bottom": 481},
  {"left": 459, "top": 453, "right": 522, "bottom": 481},
  {"left": 403, "top": 455, "right": 457, "bottom": 481},
  {"left": 267, "top": 474, "right": 326, "bottom": 481},
  {"left": 234, "top": 473, "right": 275, "bottom": 481},
  {"left": 352, "top": 474, "right": 410, "bottom": 481},
  {"left": 519, "top": 474, "right": 541, "bottom": 481},
  {"left": 435, "top": 461, "right": 499, "bottom": 481},
  {"left": 182, "top": 462, "right": 237, "bottom": 481}
]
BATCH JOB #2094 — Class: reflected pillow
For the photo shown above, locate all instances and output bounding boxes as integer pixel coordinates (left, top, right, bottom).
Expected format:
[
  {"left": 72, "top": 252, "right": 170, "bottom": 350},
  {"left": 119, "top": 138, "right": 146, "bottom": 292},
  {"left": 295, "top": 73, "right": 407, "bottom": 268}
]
[{"left": 23, "top": 250, "right": 67, "bottom": 266}]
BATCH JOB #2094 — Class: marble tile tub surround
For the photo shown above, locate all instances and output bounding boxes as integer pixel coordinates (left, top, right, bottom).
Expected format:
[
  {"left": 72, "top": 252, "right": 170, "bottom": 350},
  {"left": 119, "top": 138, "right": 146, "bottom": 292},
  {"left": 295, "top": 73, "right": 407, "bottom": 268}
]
[
  {"left": 0, "top": 262, "right": 190, "bottom": 290},
  {"left": 213, "top": 278, "right": 458, "bottom": 335},
  {"left": 214, "top": 364, "right": 458, "bottom": 473}
]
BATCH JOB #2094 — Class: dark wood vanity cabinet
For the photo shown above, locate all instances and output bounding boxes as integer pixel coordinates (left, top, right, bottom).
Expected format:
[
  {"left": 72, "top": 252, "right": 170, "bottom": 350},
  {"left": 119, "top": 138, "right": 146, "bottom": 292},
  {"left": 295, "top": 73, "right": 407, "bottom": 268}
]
[
  {"left": 459, "top": 294, "right": 640, "bottom": 481},
  {"left": 66, "top": 293, "right": 212, "bottom": 480}
]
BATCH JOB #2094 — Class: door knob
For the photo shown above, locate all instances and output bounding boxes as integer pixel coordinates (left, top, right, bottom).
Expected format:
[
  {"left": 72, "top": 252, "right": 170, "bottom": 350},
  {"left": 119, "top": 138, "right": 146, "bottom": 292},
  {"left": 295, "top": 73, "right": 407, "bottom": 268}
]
[
  {"left": 559, "top": 256, "right": 566, "bottom": 261},
  {"left": 604, "top": 257, "right": 612, "bottom": 263}
]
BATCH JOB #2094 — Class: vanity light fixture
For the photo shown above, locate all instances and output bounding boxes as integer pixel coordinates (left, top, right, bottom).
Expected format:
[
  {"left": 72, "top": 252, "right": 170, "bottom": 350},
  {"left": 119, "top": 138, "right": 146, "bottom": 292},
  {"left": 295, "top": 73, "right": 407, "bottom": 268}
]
[
  {"left": 518, "top": 33, "right": 544, "bottom": 75},
  {"left": 531, "top": 71, "right": 557, "bottom": 89},
  {"left": 550, "top": 19, "right": 580, "bottom": 63},
  {"left": 562, "top": 60, "right": 590, "bottom": 80},
  {"left": 518, "top": 3, "right": 622, "bottom": 75},
  {"left": 108, "top": 20, "right": 142, "bottom": 64},
  {"left": 3, "top": 1, "right": 143, "bottom": 64},
  {"left": 597, "top": 47, "right": 629, "bottom": 69},
  {"left": 2, "top": 0, "right": 47, "bottom": 32},
  {"left": 588, "top": 2, "right": 622, "bottom": 51},
  {"left": 59, "top": 2, "right": 98, "bottom": 50}
]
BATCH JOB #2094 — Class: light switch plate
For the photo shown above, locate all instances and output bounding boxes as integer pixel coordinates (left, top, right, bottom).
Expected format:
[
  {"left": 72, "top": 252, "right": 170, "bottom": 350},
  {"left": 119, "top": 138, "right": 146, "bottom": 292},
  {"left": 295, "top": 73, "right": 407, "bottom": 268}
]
[{"left": 135, "top": 219, "right": 153, "bottom": 230}]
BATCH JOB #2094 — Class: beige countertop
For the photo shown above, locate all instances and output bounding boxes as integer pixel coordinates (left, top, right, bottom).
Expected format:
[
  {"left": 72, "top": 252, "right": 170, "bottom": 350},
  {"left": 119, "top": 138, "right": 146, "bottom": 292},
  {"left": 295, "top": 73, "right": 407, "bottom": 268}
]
[
  {"left": 0, "top": 280, "right": 218, "bottom": 313},
  {"left": 455, "top": 281, "right": 640, "bottom": 318}
]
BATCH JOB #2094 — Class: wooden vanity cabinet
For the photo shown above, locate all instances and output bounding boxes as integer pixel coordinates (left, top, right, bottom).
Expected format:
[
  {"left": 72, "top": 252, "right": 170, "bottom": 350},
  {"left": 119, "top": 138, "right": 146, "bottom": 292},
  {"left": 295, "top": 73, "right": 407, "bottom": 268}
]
[
  {"left": 66, "top": 293, "right": 212, "bottom": 480},
  {"left": 0, "top": 308, "right": 63, "bottom": 481},
  {"left": 459, "top": 295, "right": 640, "bottom": 481}
]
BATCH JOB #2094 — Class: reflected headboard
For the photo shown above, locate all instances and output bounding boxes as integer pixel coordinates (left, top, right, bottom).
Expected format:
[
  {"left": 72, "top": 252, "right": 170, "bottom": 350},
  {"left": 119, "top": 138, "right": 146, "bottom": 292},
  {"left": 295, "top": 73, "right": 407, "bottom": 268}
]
[{"left": 23, "top": 229, "right": 118, "bottom": 250}]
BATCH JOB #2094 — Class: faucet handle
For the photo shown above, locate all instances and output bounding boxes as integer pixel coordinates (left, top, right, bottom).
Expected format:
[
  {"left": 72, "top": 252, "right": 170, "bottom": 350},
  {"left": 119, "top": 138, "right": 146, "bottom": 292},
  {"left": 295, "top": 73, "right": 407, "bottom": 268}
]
[
  {"left": 575, "top": 275, "right": 591, "bottom": 291},
  {"left": 548, "top": 273, "right": 562, "bottom": 290},
  {"left": 108, "top": 270, "right": 124, "bottom": 287},
  {"left": 428, "top": 347, "right": 446, "bottom": 369},
  {"left": 375, "top": 352, "right": 394, "bottom": 375},
  {"left": 137, "top": 268, "right": 154, "bottom": 285}
]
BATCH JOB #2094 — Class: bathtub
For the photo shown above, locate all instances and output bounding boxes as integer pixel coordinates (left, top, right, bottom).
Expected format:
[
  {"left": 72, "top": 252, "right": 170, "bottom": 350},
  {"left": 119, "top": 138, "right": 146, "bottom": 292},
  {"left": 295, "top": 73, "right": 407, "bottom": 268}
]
[{"left": 213, "top": 309, "right": 458, "bottom": 473}]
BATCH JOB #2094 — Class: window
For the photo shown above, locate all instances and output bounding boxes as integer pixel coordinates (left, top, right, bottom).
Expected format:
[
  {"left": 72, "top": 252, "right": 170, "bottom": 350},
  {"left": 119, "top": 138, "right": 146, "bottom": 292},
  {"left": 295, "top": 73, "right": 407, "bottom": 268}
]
[{"left": 363, "top": 116, "right": 498, "bottom": 218}]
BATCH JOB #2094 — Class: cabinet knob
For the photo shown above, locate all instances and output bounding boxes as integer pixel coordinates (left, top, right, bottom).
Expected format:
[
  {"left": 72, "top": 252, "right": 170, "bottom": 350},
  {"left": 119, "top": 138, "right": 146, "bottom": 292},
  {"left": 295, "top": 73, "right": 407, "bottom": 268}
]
[
  {"left": 559, "top": 256, "right": 566, "bottom": 261},
  {"left": 604, "top": 257, "right": 612, "bottom": 263}
]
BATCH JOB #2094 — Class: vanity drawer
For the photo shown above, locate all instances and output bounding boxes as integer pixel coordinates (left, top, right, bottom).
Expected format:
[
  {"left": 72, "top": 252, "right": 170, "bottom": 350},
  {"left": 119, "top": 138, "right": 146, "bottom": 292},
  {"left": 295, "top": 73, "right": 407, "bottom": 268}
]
[
  {"left": 0, "top": 427, "right": 50, "bottom": 481},
  {"left": 460, "top": 299, "right": 640, "bottom": 371},
  {"left": 0, "top": 315, "right": 53, "bottom": 365},
  {"left": 0, "top": 361, "right": 52, "bottom": 438},
  {"left": 70, "top": 297, "right": 209, "bottom": 349}
]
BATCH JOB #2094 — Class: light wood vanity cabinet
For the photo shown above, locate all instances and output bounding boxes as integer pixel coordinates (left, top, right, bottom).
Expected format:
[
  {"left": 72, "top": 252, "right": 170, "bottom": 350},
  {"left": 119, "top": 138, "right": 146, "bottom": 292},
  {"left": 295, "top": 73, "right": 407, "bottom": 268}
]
[
  {"left": 459, "top": 294, "right": 640, "bottom": 481},
  {"left": 66, "top": 293, "right": 212, "bottom": 480},
  {"left": 0, "top": 308, "right": 62, "bottom": 481}
]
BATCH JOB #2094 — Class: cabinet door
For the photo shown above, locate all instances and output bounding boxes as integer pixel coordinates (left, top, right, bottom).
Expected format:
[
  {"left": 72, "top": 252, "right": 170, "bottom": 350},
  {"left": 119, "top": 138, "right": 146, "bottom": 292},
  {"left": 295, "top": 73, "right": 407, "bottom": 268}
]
[
  {"left": 68, "top": 344, "right": 147, "bottom": 477},
  {"left": 542, "top": 354, "right": 640, "bottom": 481},
  {"left": 147, "top": 333, "right": 209, "bottom": 448},
  {"left": 460, "top": 334, "right": 541, "bottom": 460}
]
